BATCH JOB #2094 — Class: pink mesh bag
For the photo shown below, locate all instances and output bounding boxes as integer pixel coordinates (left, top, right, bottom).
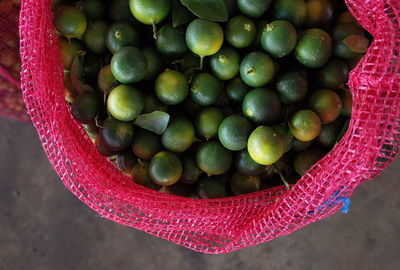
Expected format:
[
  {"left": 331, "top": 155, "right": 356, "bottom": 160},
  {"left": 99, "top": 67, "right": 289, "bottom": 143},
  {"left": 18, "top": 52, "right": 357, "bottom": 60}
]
[
  {"left": 19, "top": 0, "right": 399, "bottom": 253},
  {"left": 0, "top": 1, "right": 27, "bottom": 121}
]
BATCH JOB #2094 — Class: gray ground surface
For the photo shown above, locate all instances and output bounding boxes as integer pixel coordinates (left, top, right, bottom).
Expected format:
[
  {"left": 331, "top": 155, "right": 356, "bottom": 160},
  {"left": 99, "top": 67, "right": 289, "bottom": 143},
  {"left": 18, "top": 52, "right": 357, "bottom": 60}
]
[{"left": 1, "top": 117, "right": 399, "bottom": 270}]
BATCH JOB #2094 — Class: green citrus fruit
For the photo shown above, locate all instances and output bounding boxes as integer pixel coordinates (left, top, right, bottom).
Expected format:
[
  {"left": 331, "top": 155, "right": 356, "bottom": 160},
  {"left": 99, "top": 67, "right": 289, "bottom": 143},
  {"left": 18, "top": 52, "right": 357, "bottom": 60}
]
[
  {"left": 180, "top": 156, "right": 203, "bottom": 184},
  {"left": 129, "top": 0, "right": 171, "bottom": 25},
  {"left": 196, "top": 141, "right": 233, "bottom": 176},
  {"left": 83, "top": 53, "right": 102, "bottom": 82},
  {"left": 332, "top": 23, "right": 365, "bottom": 59},
  {"left": 160, "top": 182, "right": 196, "bottom": 197},
  {"left": 290, "top": 110, "right": 322, "bottom": 141},
  {"left": 315, "top": 59, "right": 349, "bottom": 89},
  {"left": 339, "top": 88, "right": 352, "bottom": 117},
  {"left": 116, "top": 149, "right": 138, "bottom": 174},
  {"left": 83, "top": 0, "right": 106, "bottom": 20},
  {"left": 155, "top": 70, "right": 189, "bottom": 105},
  {"left": 234, "top": 149, "right": 265, "bottom": 176},
  {"left": 83, "top": 21, "right": 109, "bottom": 54},
  {"left": 294, "top": 147, "right": 325, "bottom": 175},
  {"left": 261, "top": 20, "right": 297, "bottom": 58},
  {"left": 95, "top": 133, "right": 118, "bottom": 157},
  {"left": 190, "top": 73, "right": 223, "bottom": 106},
  {"left": 99, "top": 118, "right": 135, "bottom": 151},
  {"left": 195, "top": 107, "right": 225, "bottom": 140},
  {"left": 131, "top": 129, "right": 162, "bottom": 160},
  {"left": 292, "top": 138, "right": 313, "bottom": 151},
  {"left": 143, "top": 93, "right": 168, "bottom": 113},
  {"left": 273, "top": 124, "right": 293, "bottom": 152},
  {"left": 59, "top": 37, "right": 84, "bottom": 70},
  {"left": 186, "top": 19, "right": 224, "bottom": 57},
  {"left": 272, "top": 0, "right": 307, "bottom": 26},
  {"left": 156, "top": 24, "right": 187, "bottom": 57},
  {"left": 109, "top": 0, "right": 138, "bottom": 23},
  {"left": 275, "top": 70, "right": 308, "bottom": 104},
  {"left": 106, "top": 22, "right": 140, "bottom": 54},
  {"left": 149, "top": 151, "right": 183, "bottom": 186},
  {"left": 132, "top": 161, "right": 161, "bottom": 190},
  {"left": 230, "top": 171, "right": 261, "bottom": 195},
  {"left": 196, "top": 177, "right": 226, "bottom": 199},
  {"left": 240, "top": 51, "right": 275, "bottom": 87},
  {"left": 142, "top": 47, "right": 165, "bottom": 81},
  {"left": 162, "top": 117, "right": 195, "bottom": 152},
  {"left": 98, "top": 65, "right": 116, "bottom": 93},
  {"left": 242, "top": 88, "right": 281, "bottom": 124},
  {"left": 54, "top": 5, "right": 87, "bottom": 38},
  {"left": 317, "top": 119, "right": 343, "bottom": 147},
  {"left": 304, "top": 0, "right": 333, "bottom": 27},
  {"left": 225, "top": 16, "right": 257, "bottom": 48},
  {"left": 308, "top": 89, "right": 343, "bottom": 124},
  {"left": 111, "top": 46, "right": 147, "bottom": 83},
  {"left": 225, "top": 77, "right": 250, "bottom": 103},
  {"left": 218, "top": 115, "right": 252, "bottom": 151},
  {"left": 71, "top": 92, "right": 101, "bottom": 124},
  {"left": 237, "top": 0, "right": 272, "bottom": 18},
  {"left": 209, "top": 47, "right": 240, "bottom": 81},
  {"left": 107, "top": 84, "right": 144, "bottom": 121}
]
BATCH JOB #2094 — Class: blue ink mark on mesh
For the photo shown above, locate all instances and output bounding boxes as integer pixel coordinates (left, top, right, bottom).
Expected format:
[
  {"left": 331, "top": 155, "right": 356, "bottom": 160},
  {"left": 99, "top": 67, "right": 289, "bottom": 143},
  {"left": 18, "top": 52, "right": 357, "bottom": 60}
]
[{"left": 308, "top": 187, "right": 351, "bottom": 215}]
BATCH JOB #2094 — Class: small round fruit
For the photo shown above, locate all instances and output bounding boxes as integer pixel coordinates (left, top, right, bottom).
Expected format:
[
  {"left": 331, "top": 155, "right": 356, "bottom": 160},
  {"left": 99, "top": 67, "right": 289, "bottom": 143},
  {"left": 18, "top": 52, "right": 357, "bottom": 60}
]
[
  {"left": 195, "top": 107, "right": 225, "bottom": 140},
  {"left": 99, "top": 118, "right": 135, "bottom": 151},
  {"left": 261, "top": 20, "right": 297, "bottom": 58},
  {"left": 116, "top": 149, "right": 137, "bottom": 174},
  {"left": 209, "top": 47, "right": 240, "bottom": 80},
  {"left": 197, "top": 177, "right": 226, "bottom": 199},
  {"left": 226, "top": 77, "right": 250, "bottom": 103},
  {"left": 162, "top": 117, "right": 195, "bottom": 152},
  {"left": 304, "top": 0, "right": 333, "bottom": 27},
  {"left": 339, "top": 88, "right": 352, "bottom": 117},
  {"left": 196, "top": 141, "right": 232, "bottom": 176},
  {"left": 98, "top": 65, "right": 116, "bottom": 93},
  {"left": 143, "top": 47, "right": 164, "bottom": 81},
  {"left": 111, "top": 46, "right": 148, "bottom": 84},
  {"left": 106, "top": 22, "right": 140, "bottom": 54},
  {"left": 247, "top": 126, "right": 285, "bottom": 165},
  {"left": 190, "top": 73, "right": 223, "bottom": 106},
  {"left": 160, "top": 182, "right": 195, "bottom": 197},
  {"left": 71, "top": 92, "right": 101, "bottom": 124},
  {"left": 58, "top": 38, "right": 84, "bottom": 70},
  {"left": 240, "top": 51, "right": 275, "bottom": 87},
  {"left": 129, "top": 0, "right": 171, "bottom": 25},
  {"left": 186, "top": 19, "right": 224, "bottom": 57},
  {"left": 315, "top": 59, "right": 349, "bottom": 89},
  {"left": 294, "top": 147, "right": 325, "bottom": 175},
  {"left": 83, "top": 0, "right": 106, "bottom": 20},
  {"left": 225, "top": 16, "right": 257, "bottom": 48},
  {"left": 131, "top": 129, "right": 162, "bottom": 159},
  {"left": 272, "top": 0, "right": 307, "bottom": 26},
  {"left": 96, "top": 134, "right": 118, "bottom": 157},
  {"left": 156, "top": 24, "right": 187, "bottom": 57},
  {"left": 84, "top": 53, "right": 102, "bottom": 81},
  {"left": 273, "top": 124, "right": 293, "bottom": 152},
  {"left": 275, "top": 71, "right": 308, "bottom": 104},
  {"left": 242, "top": 88, "right": 281, "bottom": 124},
  {"left": 234, "top": 149, "right": 265, "bottom": 176},
  {"left": 337, "top": 11, "right": 358, "bottom": 25},
  {"left": 149, "top": 151, "right": 182, "bottom": 186},
  {"left": 107, "top": 85, "right": 144, "bottom": 121},
  {"left": 290, "top": 110, "right": 322, "bottom": 141},
  {"left": 295, "top": 28, "right": 332, "bottom": 68},
  {"left": 132, "top": 161, "right": 160, "bottom": 190},
  {"left": 308, "top": 89, "right": 343, "bottom": 124},
  {"left": 332, "top": 23, "right": 365, "bottom": 59},
  {"left": 109, "top": 0, "right": 138, "bottom": 23},
  {"left": 83, "top": 20, "right": 108, "bottom": 54},
  {"left": 317, "top": 120, "right": 342, "bottom": 147},
  {"left": 181, "top": 156, "right": 202, "bottom": 184},
  {"left": 292, "top": 138, "right": 313, "bottom": 151},
  {"left": 143, "top": 93, "right": 168, "bottom": 113},
  {"left": 54, "top": 5, "right": 87, "bottom": 38},
  {"left": 230, "top": 171, "right": 261, "bottom": 195},
  {"left": 237, "top": 0, "right": 272, "bottom": 18},
  {"left": 155, "top": 70, "right": 189, "bottom": 105},
  {"left": 218, "top": 115, "right": 252, "bottom": 151}
]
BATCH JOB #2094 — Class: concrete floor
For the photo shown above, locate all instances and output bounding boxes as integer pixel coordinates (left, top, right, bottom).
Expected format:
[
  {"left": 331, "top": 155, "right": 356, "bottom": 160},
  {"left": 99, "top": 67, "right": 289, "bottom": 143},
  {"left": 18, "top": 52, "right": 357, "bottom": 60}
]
[{"left": 0, "top": 116, "right": 399, "bottom": 270}]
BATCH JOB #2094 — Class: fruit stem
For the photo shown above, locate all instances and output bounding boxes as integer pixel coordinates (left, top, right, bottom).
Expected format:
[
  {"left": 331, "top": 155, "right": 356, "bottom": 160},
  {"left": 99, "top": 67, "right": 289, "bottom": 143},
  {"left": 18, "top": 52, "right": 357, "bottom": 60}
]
[
  {"left": 273, "top": 164, "right": 290, "bottom": 190},
  {"left": 152, "top": 19, "right": 157, "bottom": 39},
  {"left": 199, "top": 56, "right": 204, "bottom": 70}
]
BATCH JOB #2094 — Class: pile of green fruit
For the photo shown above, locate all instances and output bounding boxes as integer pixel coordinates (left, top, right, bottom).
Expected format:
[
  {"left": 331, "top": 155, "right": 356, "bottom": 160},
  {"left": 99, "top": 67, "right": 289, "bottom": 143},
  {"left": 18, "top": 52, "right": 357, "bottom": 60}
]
[{"left": 55, "top": 0, "right": 370, "bottom": 198}]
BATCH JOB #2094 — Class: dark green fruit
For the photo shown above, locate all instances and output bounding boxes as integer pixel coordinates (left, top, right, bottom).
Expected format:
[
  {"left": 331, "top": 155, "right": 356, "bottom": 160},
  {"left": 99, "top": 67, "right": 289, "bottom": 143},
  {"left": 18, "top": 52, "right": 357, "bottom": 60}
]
[
  {"left": 240, "top": 51, "right": 275, "bottom": 87},
  {"left": 97, "top": 65, "right": 116, "bottom": 93},
  {"left": 242, "top": 88, "right": 281, "bottom": 124},
  {"left": 131, "top": 129, "right": 162, "bottom": 160},
  {"left": 294, "top": 147, "right": 325, "bottom": 175},
  {"left": 71, "top": 92, "right": 101, "bottom": 124},
  {"left": 54, "top": 5, "right": 87, "bottom": 38},
  {"left": 83, "top": 21, "right": 108, "bottom": 54},
  {"left": 304, "top": 0, "right": 333, "bottom": 27},
  {"left": 317, "top": 119, "right": 343, "bottom": 147},
  {"left": 196, "top": 141, "right": 232, "bottom": 176},
  {"left": 109, "top": 0, "right": 138, "bottom": 23},
  {"left": 308, "top": 89, "right": 343, "bottom": 124},
  {"left": 247, "top": 126, "right": 285, "bottom": 165},
  {"left": 160, "top": 182, "right": 196, "bottom": 197},
  {"left": 149, "top": 151, "right": 183, "bottom": 186},
  {"left": 315, "top": 59, "right": 349, "bottom": 89},
  {"left": 234, "top": 149, "right": 265, "bottom": 176},
  {"left": 272, "top": 0, "right": 307, "bottom": 26},
  {"left": 332, "top": 23, "right": 365, "bottom": 59},
  {"left": 155, "top": 70, "right": 189, "bottom": 105},
  {"left": 95, "top": 133, "right": 118, "bottom": 157},
  {"left": 111, "top": 46, "right": 147, "bottom": 84},
  {"left": 162, "top": 117, "right": 195, "bottom": 152},
  {"left": 180, "top": 156, "right": 202, "bottom": 184},
  {"left": 230, "top": 171, "right": 261, "bottom": 195},
  {"left": 99, "top": 118, "right": 135, "bottom": 151},
  {"left": 83, "top": 0, "right": 106, "bottom": 20},
  {"left": 116, "top": 149, "right": 138, "bottom": 174},
  {"left": 273, "top": 124, "right": 293, "bottom": 152},
  {"left": 195, "top": 107, "right": 225, "bottom": 140},
  {"left": 143, "top": 93, "right": 168, "bottom": 113},
  {"left": 261, "top": 20, "right": 297, "bottom": 58},
  {"left": 237, "top": 0, "right": 272, "bottom": 18},
  {"left": 290, "top": 110, "right": 322, "bottom": 141},
  {"left": 275, "top": 71, "right": 308, "bottom": 104},
  {"left": 225, "top": 16, "right": 257, "bottom": 48},
  {"left": 132, "top": 161, "right": 161, "bottom": 190},
  {"left": 190, "top": 73, "right": 223, "bottom": 106},
  {"left": 226, "top": 77, "right": 250, "bottom": 103},
  {"left": 292, "top": 138, "right": 313, "bottom": 151},
  {"left": 83, "top": 53, "right": 102, "bottom": 81},
  {"left": 143, "top": 47, "right": 165, "bottom": 81},
  {"left": 295, "top": 28, "right": 332, "bottom": 68},
  {"left": 339, "top": 88, "right": 352, "bottom": 117},
  {"left": 156, "top": 24, "right": 187, "bottom": 57},
  {"left": 106, "top": 22, "right": 140, "bottom": 54},
  {"left": 129, "top": 0, "right": 171, "bottom": 25},
  {"left": 196, "top": 177, "right": 226, "bottom": 199},
  {"left": 218, "top": 115, "right": 252, "bottom": 151},
  {"left": 59, "top": 37, "right": 84, "bottom": 70},
  {"left": 209, "top": 47, "right": 240, "bottom": 81},
  {"left": 107, "top": 85, "right": 144, "bottom": 121}
]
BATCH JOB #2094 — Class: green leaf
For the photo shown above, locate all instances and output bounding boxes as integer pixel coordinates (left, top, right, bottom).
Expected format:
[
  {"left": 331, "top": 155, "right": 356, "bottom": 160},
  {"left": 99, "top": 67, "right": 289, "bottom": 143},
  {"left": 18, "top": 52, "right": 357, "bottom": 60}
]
[
  {"left": 343, "top": 35, "right": 369, "bottom": 53},
  {"left": 133, "top": 111, "right": 170, "bottom": 135},
  {"left": 180, "top": 0, "right": 228, "bottom": 22},
  {"left": 172, "top": 0, "right": 195, "bottom": 27}
]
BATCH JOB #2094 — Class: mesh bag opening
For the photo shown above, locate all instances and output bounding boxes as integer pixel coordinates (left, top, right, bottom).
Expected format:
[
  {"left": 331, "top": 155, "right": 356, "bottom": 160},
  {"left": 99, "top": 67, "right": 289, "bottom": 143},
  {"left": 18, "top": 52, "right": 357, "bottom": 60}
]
[{"left": 19, "top": 0, "right": 400, "bottom": 254}]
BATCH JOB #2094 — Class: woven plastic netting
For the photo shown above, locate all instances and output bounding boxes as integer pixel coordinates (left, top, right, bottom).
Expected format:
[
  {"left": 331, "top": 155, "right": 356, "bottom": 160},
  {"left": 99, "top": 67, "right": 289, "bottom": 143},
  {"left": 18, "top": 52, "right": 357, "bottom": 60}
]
[
  {"left": 19, "top": 0, "right": 399, "bottom": 254},
  {"left": 0, "top": 0, "right": 27, "bottom": 121}
]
